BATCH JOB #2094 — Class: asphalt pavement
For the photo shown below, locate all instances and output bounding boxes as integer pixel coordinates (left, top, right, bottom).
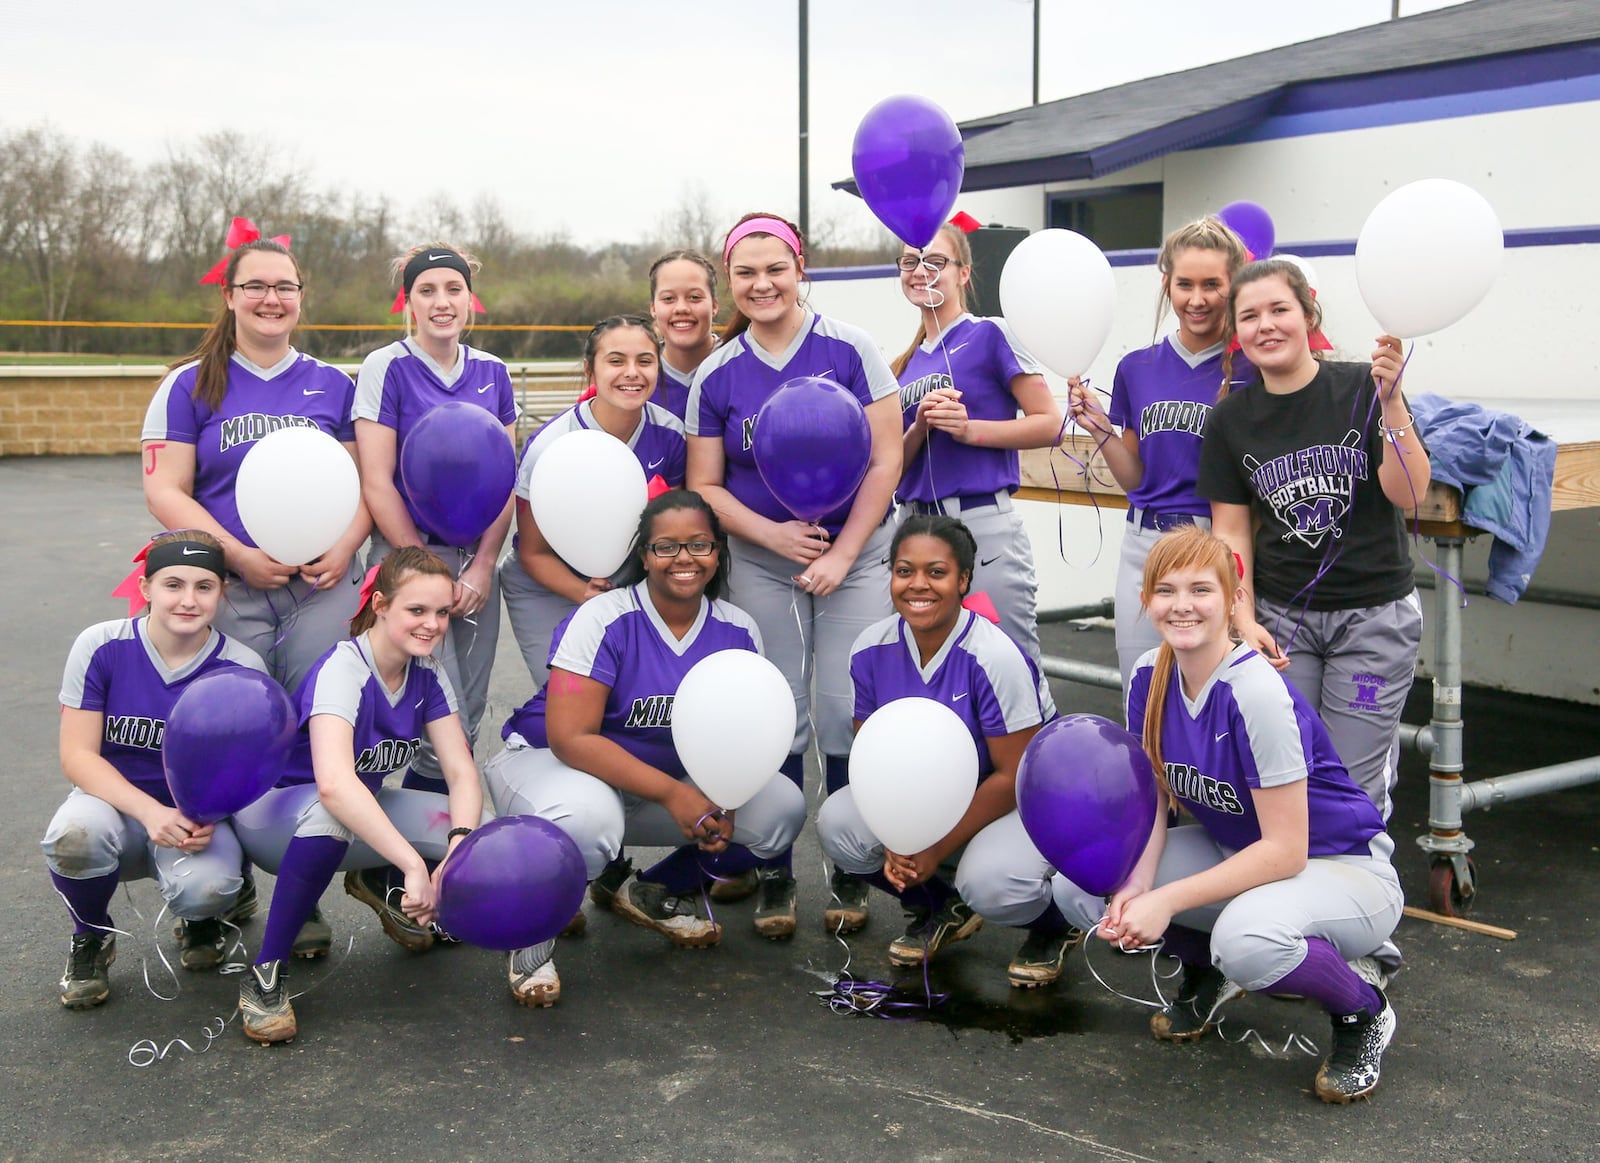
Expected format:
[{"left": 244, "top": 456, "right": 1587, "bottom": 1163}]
[{"left": 2, "top": 455, "right": 1596, "bottom": 1162}]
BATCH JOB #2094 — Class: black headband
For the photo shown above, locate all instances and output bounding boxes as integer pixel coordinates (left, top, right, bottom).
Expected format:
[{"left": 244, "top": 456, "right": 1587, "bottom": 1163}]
[
  {"left": 402, "top": 249, "right": 473, "bottom": 297},
  {"left": 144, "top": 539, "right": 226, "bottom": 581}
]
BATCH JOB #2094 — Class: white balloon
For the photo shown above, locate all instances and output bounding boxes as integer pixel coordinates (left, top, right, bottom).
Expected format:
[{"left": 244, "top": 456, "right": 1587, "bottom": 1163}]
[
  {"left": 235, "top": 427, "right": 359, "bottom": 566},
  {"left": 1355, "top": 179, "right": 1504, "bottom": 338},
  {"left": 848, "top": 697, "right": 979, "bottom": 855},
  {"left": 1276, "top": 253, "right": 1320, "bottom": 294},
  {"left": 998, "top": 228, "right": 1117, "bottom": 378},
  {"left": 526, "top": 429, "right": 649, "bottom": 579},
  {"left": 672, "top": 650, "right": 797, "bottom": 810}
]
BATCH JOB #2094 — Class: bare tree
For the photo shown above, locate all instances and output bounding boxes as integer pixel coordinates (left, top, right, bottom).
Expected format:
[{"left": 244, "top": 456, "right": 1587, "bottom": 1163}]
[{"left": 652, "top": 184, "right": 724, "bottom": 258}]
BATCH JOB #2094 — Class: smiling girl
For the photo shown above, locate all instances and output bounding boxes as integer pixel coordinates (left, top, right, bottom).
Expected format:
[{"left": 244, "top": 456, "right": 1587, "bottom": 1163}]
[
  {"left": 1197, "top": 259, "right": 1428, "bottom": 817},
  {"left": 45, "top": 530, "right": 268, "bottom": 1008},
  {"left": 485, "top": 491, "right": 806, "bottom": 1004},
  {"left": 353, "top": 244, "right": 518, "bottom": 796},
  {"left": 817, "top": 515, "right": 1060, "bottom": 981},
  {"left": 1067, "top": 218, "right": 1251, "bottom": 688},
  {"left": 142, "top": 239, "right": 371, "bottom": 693},
  {"left": 686, "top": 211, "right": 902, "bottom": 938},
  {"left": 1048, "top": 526, "right": 1403, "bottom": 1104},
  {"left": 232, "top": 547, "right": 485, "bottom": 1043},
  {"left": 647, "top": 250, "right": 720, "bottom": 420},
  {"left": 501, "top": 316, "right": 686, "bottom": 689}
]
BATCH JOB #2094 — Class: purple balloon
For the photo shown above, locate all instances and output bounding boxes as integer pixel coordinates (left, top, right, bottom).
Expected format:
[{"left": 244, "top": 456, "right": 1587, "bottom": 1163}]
[
  {"left": 752, "top": 377, "right": 872, "bottom": 524},
  {"left": 163, "top": 668, "right": 297, "bottom": 825},
  {"left": 435, "top": 816, "right": 587, "bottom": 951},
  {"left": 1014, "top": 714, "right": 1160, "bottom": 896},
  {"left": 851, "top": 95, "right": 965, "bottom": 249},
  {"left": 399, "top": 402, "right": 516, "bottom": 546},
  {"left": 1217, "top": 200, "right": 1275, "bottom": 261}
]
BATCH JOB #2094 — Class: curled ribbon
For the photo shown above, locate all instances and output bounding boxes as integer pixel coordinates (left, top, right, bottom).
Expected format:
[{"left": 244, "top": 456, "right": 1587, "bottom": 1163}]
[{"left": 199, "top": 216, "right": 292, "bottom": 285}]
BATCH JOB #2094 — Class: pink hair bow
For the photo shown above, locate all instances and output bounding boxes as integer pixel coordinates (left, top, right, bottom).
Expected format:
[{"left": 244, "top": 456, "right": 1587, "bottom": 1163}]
[{"left": 388, "top": 287, "right": 488, "bottom": 315}]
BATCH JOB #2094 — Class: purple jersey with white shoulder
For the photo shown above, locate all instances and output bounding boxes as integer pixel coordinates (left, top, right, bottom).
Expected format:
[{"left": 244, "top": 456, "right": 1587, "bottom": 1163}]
[
  {"left": 1108, "top": 336, "right": 1253, "bottom": 516},
  {"left": 59, "top": 619, "right": 268, "bottom": 805},
  {"left": 1126, "top": 643, "right": 1386, "bottom": 856},
  {"left": 516, "top": 400, "right": 685, "bottom": 502},
  {"left": 686, "top": 311, "right": 898, "bottom": 535},
  {"left": 897, "top": 315, "right": 1041, "bottom": 504},
  {"left": 141, "top": 352, "right": 356, "bottom": 547},
  {"left": 353, "top": 338, "right": 519, "bottom": 543},
  {"left": 502, "top": 583, "right": 763, "bottom": 782},
  {"left": 657, "top": 362, "right": 695, "bottom": 422},
  {"left": 277, "top": 635, "right": 458, "bottom": 790},
  {"left": 850, "top": 609, "right": 1055, "bottom": 779}
]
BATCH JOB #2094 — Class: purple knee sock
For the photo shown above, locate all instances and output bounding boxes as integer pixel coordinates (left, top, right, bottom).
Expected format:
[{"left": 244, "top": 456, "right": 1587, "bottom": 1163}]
[
  {"left": 1160, "top": 923, "right": 1213, "bottom": 968},
  {"left": 779, "top": 753, "right": 804, "bottom": 791},
  {"left": 642, "top": 844, "right": 724, "bottom": 895},
  {"left": 51, "top": 870, "right": 118, "bottom": 935},
  {"left": 256, "top": 835, "right": 348, "bottom": 965},
  {"left": 1027, "top": 899, "right": 1071, "bottom": 936},
  {"left": 824, "top": 754, "right": 850, "bottom": 796},
  {"left": 865, "top": 869, "right": 954, "bottom": 912},
  {"left": 1269, "top": 937, "right": 1383, "bottom": 1016}
]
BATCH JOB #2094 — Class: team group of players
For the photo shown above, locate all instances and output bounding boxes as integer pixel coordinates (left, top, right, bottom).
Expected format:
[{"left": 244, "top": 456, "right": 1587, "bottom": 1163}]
[{"left": 42, "top": 208, "right": 1429, "bottom": 1104}]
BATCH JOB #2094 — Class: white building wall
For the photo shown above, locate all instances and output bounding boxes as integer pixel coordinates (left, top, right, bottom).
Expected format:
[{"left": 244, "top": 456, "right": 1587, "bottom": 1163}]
[{"left": 809, "top": 95, "right": 1600, "bottom": 704}]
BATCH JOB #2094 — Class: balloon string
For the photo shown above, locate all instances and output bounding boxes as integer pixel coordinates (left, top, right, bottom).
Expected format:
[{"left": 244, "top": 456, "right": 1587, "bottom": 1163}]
[
  {"left": 1382, "top": 344, "right": 1468, "bottom": 607},
  {"left": 1046, "top": 378, "right": 1110, "bottom": 570},
  {"left": 261, "top": 580, "right": 309, "bottom": 683}
]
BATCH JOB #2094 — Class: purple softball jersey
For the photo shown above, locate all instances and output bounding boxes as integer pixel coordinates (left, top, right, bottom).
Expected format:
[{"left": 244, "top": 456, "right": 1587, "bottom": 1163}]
[
  {"left": 1108, "top": 336, "right": 1252, "bottom": 516},
  {"left": 502, "top": 583, "right": 764, "bottom": 782},
  {"left": 1126, "top": 642, "right": 1386, "bottom": 856},
  {"left": 897, "top": 315, "right": 1041, "bottom": 504},
  {"left": 685, "top": 310, "right": 898, "bottom": 534},
  {"left": 141, "top": 352, "right": 357, "bottom": 547},
  {"left": 59, "top": 619, "right": 269, "bottom": 804},
  {"left": 850, "top": 608, "right": 1054, "bottom": 779},
  {"left": 276, "top": 635, "right": 458, "bottom": 790},
  {"left": 353, "top": 339, "right": 519, "bottom": 542},
  {"left": 656, "top": 363, "right": 694, "bottom": 422}
]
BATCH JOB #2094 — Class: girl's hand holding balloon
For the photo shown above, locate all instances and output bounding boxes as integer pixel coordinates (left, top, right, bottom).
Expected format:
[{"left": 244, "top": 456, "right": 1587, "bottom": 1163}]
[
  {"left": 666, "top": 782, "right": 732, "bottom": 853},
  {"left": 883, "top": 846, "right": 944, "bottom": 892},
  {"left": 1067, "top": 377, "right": 1113, "bottom": 437},
  {"left": 1236, "top": 615, "right": 1290, "bottom": 671},
  {"left": 300, "top": 545, "right": 354, "bottom": 591},
  {"left": 797, "top": 544, "right": 853, "bottom": 597},
  {"left": 145, "top": 804, "right": 214, "bottom": 853},
  {"left": 580, "top": 577, "right": 614, "bottom": 603},
  {"left": 1370, "top": 334, "right": 1406, "bottom": 402},
  {"left": 230, "top": 544, "right": 298, "bottom": 591},
  {"left": 918, "top": 389, "right": 969, "bottom": 441},
  {"left": 1100, "top": 887, "right": 1172, "bottom": 950},
  {"left": 769, "top": 520, "right": 829, "bottom": 566},
  {"left": 401, "top": 865, "right": 438, "bottom": 926},
  {"left": 452, "top": 555, "right": 495, "bottom": 617}
]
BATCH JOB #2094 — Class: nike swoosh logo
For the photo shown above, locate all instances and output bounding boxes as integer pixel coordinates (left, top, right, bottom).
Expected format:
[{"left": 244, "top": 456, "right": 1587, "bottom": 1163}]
[
  {"left": 948, "top": 342, "right": 970, "bottom": 355},
  {"left": 181, "top": 547, "right": 206, "bottom": 556},
  {"left": 302, "top": 389, "right": 325, "bottom": 396},
  {"left": 1214, "top": 732, "right": 1228, "bottom": 742},
  {"left": 477, "top": 384, "right": 493, "bottom": 393},
  {"left": 416, "top": 698, "right": 425, "bottom": 708},
  {"left": 979, "top": 555, "right": 1001, "bottom": 568},
  {"left": 953, "top": 692, "right": 968, "bottom": 702},
  {"left": 427, "top": 252, "right": 452, "bottom": 261},
  {"left": 815, "top": 368, "right": 833, "bottom": 380},
  {"left": 647, "top": 457, "right": 665, "bottom": 470}
]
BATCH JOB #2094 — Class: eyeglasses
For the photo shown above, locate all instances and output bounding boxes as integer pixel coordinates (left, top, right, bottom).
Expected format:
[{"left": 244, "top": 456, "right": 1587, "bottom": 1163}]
[
  {"left": 896, "top": 255, "right": 958, "bottom": 272},
  {"left": 230, "top": 281, "right": 304, "bottom": 300},
  {"left": 646, "top": 539, "right": 718, "bottom": 558}
]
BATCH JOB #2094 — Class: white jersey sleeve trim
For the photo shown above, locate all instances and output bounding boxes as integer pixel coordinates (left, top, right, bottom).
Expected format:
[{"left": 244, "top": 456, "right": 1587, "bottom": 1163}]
[
  {"left": 308, "top": 641, "right": 377, "bottom": 726},
  {"left": 814, "top": 315, "right": 900, "bottom": 403},
  {"left": 415, "top": 654, "right": 460, "bottom": 715},
  {"left": 684, "top": 340, "right": 746, "bottom": 438},
  {"left": 59, "top": 620, "right": 135, "bottom": 708},
  {"left": 1224, "top": 650, "right": 1311, "bottom": 789},
  {"left": 216, "top": 636, "right": 270, "bottom": 674},
  {"left": 548, "top": 587, "right": 634, "bottom": 678},
  {"left": 140, "top": 363, "right": 200, "bottom": 442},
  {"left": 516, "top": 408, "right": 584, "bottom": 499},
  {"left": 964, "top": 619, "right": 1047, "bottom": 733},
  {"left": 352, "top": 342, "right": 406, "bottom": 423},
  {"left": 709, "top": 597, "right": 764, "bottom": 655}
]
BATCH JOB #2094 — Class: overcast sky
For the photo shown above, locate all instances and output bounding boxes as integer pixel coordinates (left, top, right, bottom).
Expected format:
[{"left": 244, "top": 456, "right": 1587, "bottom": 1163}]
[{"left": 6, "top": 0, "right": 1468, "bottom": 247}]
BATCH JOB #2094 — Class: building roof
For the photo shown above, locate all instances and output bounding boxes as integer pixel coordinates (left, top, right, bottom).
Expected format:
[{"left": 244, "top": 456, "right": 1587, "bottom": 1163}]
[{"left": 834, "top": 0, "right": 1600, "bottom": 194}]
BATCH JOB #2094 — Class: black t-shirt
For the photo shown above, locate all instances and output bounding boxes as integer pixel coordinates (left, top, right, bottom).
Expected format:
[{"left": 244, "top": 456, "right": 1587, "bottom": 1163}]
[{"left": 1196, "top": 361, "right": 1418, "bottom": 611}]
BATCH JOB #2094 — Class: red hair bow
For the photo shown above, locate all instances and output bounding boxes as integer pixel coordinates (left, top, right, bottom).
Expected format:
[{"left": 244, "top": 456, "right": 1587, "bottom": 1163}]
[
  {"left": 388, "top": 288, "right": 489, "bottom": 315},
  {"left": 348, "top": 564, "right": 382, "bottom": 627},
  {"left": 199, "top": 216, "right": 292, "bottom": 286},
  {"left": 948, "top": 211, "right": 983, "bottom": 234},
  {"left": 961, "top": 591, "right": 1001, "bottom": 625}
]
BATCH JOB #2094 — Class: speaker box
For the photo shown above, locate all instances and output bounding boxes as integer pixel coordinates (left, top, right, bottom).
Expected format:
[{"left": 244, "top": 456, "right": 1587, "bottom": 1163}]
[{"left": 965, "top": 225, "right": 1030, "bottom": 318}]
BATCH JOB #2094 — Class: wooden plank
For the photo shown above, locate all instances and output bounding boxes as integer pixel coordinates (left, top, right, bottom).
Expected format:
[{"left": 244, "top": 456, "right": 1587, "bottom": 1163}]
[{"left": 1402, "top": 905, "right": 1518, "bottom": 940}]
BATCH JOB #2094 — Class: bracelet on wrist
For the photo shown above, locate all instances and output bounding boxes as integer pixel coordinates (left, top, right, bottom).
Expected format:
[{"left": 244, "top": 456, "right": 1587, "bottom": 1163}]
[
  {"left": 1381, "top": 412, "right": 1415, "bottom": 440},
  {"left": 446, "top": 827, "right": 473, "bottom": 843}
]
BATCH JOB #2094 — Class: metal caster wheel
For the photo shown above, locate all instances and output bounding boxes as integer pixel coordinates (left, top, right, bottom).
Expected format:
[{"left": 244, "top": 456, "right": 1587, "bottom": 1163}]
[{"left": 1428, "top": 855, "right": 1477, "bottom": 916}]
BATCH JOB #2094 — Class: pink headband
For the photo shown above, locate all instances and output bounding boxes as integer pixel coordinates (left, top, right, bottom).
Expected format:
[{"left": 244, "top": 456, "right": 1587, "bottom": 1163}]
[{"left": 723, "top": 217, "right": 802, "bottom": 265}]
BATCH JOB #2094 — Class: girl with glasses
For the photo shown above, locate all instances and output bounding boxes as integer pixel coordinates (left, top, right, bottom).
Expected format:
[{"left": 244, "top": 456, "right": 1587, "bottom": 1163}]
[
  {"left": 141, "top": 238, "right": 371, "bottom": 696},
  {"left": 685, "top": 211, "right": 902, "bottom": 940},
  {"left": 892, "top": 220, "right": 1062, "bottom": 674},
  {"left": 484, "top": 491, "right": 806, "bottom": 1006},
  {"left": 500, "top": 316, "right": 685, "bottom": 691}
]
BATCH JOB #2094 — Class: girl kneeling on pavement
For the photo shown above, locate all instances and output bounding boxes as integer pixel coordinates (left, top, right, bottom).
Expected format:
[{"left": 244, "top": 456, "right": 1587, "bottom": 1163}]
[
  {"left": 231, "top": 547, "right": 484, "bottom": 1043},
  {"left": 45, "top": 530, "right": 267, "bottom": 1008},
  {"left": 1051, "top": 526, "right": 1403, "bottom": 1104},
  {"left": 485, "top": 490, "right": 806, "bottom": 1006}
]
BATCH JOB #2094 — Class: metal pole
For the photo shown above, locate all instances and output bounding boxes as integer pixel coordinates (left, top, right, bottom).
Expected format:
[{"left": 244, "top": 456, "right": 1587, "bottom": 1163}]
[
  {"left": 798, "top": 0, "right": 810, "bottom": 240},
  {"left": 1032, "top": 0, "right": 1041, "bottom": 105}
]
